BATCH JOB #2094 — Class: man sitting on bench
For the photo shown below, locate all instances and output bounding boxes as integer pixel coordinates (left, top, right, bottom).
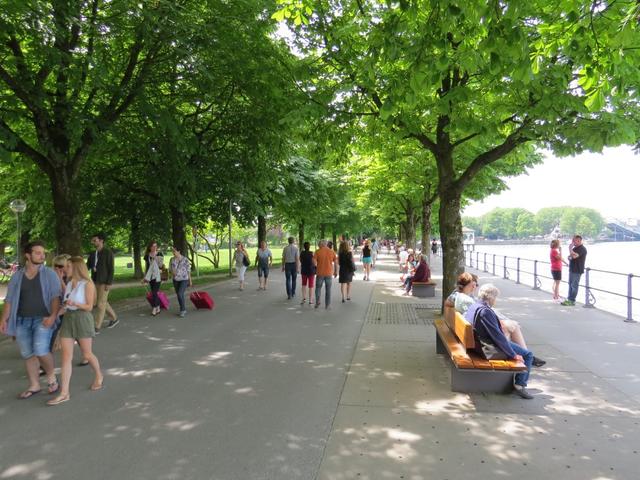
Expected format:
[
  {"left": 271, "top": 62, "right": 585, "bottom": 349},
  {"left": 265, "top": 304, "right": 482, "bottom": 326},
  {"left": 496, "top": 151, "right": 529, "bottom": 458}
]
[
  {"left": 403, "top": 254, "right": 430, "bottom": 295},
  {"left": 466, "top": 284, "right": 535, "bottom": 399}
]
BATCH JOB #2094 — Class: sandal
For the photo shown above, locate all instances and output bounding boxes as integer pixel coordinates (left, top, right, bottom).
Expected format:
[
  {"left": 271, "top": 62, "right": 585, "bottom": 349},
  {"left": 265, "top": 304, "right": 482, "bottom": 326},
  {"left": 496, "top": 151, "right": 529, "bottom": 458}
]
[
  {"left": 18, "top": 389, "right": 42, "bottom": 399},
  {"left": 77, "top": 360, "right": 89, "bottom": 367},
  {"left": 47, "top": 377, "right": 59, "bottom": 394},
  {"left": 90, "top": 380, "right": 104, "bottom": 391},
  {"left": 47, "top": 394, "right": 70, "bottom": 406}
]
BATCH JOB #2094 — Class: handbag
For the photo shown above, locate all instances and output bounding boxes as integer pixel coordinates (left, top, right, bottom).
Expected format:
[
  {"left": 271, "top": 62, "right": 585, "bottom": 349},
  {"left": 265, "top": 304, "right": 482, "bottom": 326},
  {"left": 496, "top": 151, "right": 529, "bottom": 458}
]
[
  {"left": 160, "top": 265, "right": 169, "bottom": 281},
  {"left": 242, "top": 254, "right": 250, "bottom": 267},
  {"left": 473, "top": 307, "right": 509, "bottom": 360}
]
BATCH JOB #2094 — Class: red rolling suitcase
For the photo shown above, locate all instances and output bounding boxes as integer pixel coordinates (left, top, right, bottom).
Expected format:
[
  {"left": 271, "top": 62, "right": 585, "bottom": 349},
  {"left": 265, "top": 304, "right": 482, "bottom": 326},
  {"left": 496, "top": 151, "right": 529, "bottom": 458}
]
[
  {"left": 146, "top": 291, "right": 170, "bottom": 309},
  {"left": 190, "top": 291, "right": 214, "bottom": 310}
]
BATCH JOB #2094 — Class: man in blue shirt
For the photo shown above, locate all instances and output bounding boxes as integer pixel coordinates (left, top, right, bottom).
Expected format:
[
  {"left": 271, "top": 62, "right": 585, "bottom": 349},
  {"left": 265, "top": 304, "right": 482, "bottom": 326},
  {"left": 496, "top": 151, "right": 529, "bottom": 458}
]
[{"left": 0, "top": 241, "right": 61, "bottom": 399}]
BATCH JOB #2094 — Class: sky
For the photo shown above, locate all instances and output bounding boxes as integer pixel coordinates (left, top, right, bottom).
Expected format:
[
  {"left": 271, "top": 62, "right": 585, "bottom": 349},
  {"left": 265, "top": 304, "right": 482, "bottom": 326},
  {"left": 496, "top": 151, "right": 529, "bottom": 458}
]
[{"left": 462, "top": 146, "right": 640, "bottom": 221}]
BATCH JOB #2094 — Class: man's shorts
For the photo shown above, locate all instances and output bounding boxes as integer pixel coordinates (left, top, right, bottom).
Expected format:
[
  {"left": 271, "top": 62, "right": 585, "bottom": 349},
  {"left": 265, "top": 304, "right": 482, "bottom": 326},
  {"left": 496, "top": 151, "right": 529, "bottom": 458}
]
[
  {"left": 258, "top": 264, "right": 269, "bottom": 278},
  {"left": 551, "top": 270, "right": 562, "bottom": 281},
  {"left": 301, "top": 274, "right": 315, "bottom": 288},
  {"left": 15, "top": 316, "right": 54, "bottom": 359}
]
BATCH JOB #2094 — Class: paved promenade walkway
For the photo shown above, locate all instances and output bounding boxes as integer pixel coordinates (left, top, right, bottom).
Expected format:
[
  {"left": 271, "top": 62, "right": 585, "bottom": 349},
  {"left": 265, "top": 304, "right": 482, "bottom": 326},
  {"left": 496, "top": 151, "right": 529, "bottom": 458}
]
[{"left": 1, "top": 252, "right": 639, "bottom": 480}]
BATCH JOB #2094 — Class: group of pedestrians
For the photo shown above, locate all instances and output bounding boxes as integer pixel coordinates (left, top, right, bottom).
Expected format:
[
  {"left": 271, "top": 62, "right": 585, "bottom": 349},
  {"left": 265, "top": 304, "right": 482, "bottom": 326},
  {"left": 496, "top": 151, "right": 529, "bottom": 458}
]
[
  {"left": 235, "top": 236, "right": 363, "bottom": 309},
  {"left": 0, "top": 233, "right": 196, "bottom": 406}
]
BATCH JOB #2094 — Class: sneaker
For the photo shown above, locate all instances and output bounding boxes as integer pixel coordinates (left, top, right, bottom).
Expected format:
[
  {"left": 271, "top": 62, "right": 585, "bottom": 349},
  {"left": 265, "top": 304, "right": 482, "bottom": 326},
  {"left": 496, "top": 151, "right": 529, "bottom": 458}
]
[
  {"left": 513, "top": 385, "right": 534, "bottom": 399},
  {"left": 106, "top": 319, "right": 120, "bottom": 329},
  {"left": 532, "top": 357, "right": 546, "bottom": 367},
  {"left": 287, "top": 295, "right": 291, "bottom": 300},
  {"left": 560, "top": 300, "right": 575, "bottom": 306},
  {"left": 94, "top": 328, "right": 100, "bottom": 335},
  {"left": 300, "top": 299, "right": 306, "bottom": 305},
  {"left": 179, "top": 310, "right": 186, "bottom": 318},
  {"left": 314, "top": 303, "right": 320, "bottom": 309}
]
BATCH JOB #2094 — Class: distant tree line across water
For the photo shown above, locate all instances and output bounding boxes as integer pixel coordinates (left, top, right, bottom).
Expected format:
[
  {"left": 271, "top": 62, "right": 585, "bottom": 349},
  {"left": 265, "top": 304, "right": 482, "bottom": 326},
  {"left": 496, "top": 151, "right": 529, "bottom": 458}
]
[{"left": 463, "top": 207, "right": 605, "bottom": 239}]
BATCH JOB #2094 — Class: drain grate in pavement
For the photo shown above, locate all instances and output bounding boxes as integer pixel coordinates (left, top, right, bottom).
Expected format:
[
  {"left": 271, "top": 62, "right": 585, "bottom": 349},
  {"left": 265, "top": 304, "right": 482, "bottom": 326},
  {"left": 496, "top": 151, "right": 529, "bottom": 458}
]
[{"left": 365, "top": 303, "right": 433, "bottom": 325}]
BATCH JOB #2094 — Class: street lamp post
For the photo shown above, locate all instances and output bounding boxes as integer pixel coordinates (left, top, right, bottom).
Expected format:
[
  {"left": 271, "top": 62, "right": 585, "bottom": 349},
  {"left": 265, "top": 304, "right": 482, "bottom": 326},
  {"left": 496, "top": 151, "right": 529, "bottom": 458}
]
[{"left": 9, "top": 199, "right": 26, "bottom": 264}]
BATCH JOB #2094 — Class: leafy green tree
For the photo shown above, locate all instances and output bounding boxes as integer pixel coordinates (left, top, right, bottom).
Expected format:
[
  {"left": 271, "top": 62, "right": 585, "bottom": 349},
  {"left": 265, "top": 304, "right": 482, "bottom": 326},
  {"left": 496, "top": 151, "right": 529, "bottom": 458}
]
[
  {"left": 516, "top": 212, "right": 536, "bottom": 238},
  {"left": 275, "top": 0, "right": 640, "bottom": 298}
]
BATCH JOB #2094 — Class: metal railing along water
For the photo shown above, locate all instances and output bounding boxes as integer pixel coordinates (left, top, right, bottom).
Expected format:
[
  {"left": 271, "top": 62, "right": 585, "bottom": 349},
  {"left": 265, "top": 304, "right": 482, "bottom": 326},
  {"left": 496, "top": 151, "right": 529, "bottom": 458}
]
[{"left": 465, "top": 250, "right": 639, "bottom": 323}]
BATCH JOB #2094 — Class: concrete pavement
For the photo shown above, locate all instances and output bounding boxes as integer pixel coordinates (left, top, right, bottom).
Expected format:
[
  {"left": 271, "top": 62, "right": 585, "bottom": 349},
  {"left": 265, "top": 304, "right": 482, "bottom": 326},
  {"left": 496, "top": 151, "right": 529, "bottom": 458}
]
[
  {"left": 0, "top": 265, "right": 375, "bottom": 480},
  {"left": 1, "top": 252, "right": 640, "bottom": 480}
]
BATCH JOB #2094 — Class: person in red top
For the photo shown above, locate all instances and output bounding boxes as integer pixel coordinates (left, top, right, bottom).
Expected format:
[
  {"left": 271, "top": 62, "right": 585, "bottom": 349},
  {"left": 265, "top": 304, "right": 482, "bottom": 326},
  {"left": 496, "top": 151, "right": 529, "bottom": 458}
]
[
  {"left": 549, "top": 239, "right": 568, "bottom": 301},
  {"left": 403, "top": 254, "right": 431, "bottom": 295},
  {"left": 313, "top": 240, "right": 337, "bottom": 309}
]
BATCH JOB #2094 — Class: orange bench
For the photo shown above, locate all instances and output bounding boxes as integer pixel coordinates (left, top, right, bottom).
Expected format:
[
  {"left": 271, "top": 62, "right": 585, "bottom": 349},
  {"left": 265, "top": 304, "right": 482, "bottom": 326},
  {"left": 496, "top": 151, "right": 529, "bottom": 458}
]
[{"left": 434, "top": 306, "right": 526, "bottom": 393}]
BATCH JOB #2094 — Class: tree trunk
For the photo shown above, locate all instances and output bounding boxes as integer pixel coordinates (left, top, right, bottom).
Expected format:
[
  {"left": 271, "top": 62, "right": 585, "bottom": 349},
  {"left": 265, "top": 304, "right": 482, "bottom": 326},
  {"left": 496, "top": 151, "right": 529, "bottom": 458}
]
[
  {"left": 298, "top": 220, "right": 304, "bottom": 248},
  {"left": 399, "top": 223, "right": 405, "bottom": 243},
  {"left": 170, "top": 205, "right": 188, "bottom": 256},
  {"left": 320, "top": 223, "right": 325, "bottom": 240},
  {"left": 332, "top": 231, "right": 337, "bottom": 251},
  {"left": 50, "top": 175, "right": 82, "bottom": 255},
  {"left": 404, "top": 207, "right": 418, "bottom": 249},
  {"left": 0, "top": 242, "right": 5, "bottom": 259},
  {"left": 438, "top": 187, "right": 465, "bottom": 308},
  {"left": 257, "top": 215, "right": 267, "bottom": 245},
  {"left": 421, "top": 196, "right": 432, "bottom": 259},
  {"left": 130, "top": 213, "right": 144, "bottom": 279}
]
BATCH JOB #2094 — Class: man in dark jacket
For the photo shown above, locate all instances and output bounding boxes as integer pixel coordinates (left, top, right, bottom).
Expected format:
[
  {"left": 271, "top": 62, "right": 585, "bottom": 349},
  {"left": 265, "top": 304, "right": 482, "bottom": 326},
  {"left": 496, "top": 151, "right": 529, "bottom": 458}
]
[
  {"left": 562, "top": 234, "right": 588, "bottom": 306},
  {"left": 87, "top": 233, "right": 117, "bottom": 331},
  {"left": 465, "top": 284, "right": 535, "bottom": 399}
]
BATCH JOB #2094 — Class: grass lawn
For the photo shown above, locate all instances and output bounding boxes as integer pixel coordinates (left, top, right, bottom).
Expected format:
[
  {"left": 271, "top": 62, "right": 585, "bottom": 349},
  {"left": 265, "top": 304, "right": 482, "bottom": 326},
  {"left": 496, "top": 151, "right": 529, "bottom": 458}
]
[{"left": 113, "top": 246, "right": 285, "bottom": 282}]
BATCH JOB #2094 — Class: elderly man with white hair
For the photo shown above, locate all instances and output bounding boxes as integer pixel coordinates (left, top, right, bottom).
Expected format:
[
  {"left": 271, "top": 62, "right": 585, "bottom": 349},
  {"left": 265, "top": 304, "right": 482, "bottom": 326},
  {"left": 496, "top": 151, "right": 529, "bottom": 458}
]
[{"left": 465, "top": 284, "right": 535, "bottom": 399}]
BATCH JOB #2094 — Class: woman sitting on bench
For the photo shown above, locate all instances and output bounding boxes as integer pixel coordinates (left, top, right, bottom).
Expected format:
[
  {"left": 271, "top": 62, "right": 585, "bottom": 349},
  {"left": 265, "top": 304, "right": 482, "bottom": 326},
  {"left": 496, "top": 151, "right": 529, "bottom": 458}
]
[
  {"left": 466, "top": 284, "right": 535, "bottom": 399},
  {"left": 446, "top": 273, "right": 545, "bottom": 368},
  {"left": 403, "top": 254, "right": 430, "bottom": 295}
]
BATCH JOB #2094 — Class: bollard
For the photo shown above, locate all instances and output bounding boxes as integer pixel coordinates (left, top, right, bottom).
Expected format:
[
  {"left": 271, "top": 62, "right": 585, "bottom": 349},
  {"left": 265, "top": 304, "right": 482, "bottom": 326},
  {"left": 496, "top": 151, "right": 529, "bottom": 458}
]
[
  {"left": 476, "top": 251, "right": 480, "bottom": 270},
  {"left": 625, "top": 273, "right": 637, "bottom": 322},
  {"left": 533, "top": 260, "right": 540, "bottom": 290},
  {"left": 516, "top": 258, "right": 520, "bottom": 284},
  {"left": 492, "top": 254, "right": 496, "bottom": 276},
  {"left": 483, "top": 253, "right": 487, "bottom": 272},
  {"left": 503, "top": 256, "right": 507, "bottom": 279},
  {"left": 583, "top": 268, "right": 595, "bottom": 308}
]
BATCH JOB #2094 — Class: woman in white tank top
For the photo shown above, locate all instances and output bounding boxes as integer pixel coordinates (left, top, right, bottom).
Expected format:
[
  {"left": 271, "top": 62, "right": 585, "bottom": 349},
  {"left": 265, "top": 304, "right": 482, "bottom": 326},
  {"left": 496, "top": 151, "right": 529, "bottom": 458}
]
[{"left": 47, "top": 256, "right": 103, "bottom": 406}]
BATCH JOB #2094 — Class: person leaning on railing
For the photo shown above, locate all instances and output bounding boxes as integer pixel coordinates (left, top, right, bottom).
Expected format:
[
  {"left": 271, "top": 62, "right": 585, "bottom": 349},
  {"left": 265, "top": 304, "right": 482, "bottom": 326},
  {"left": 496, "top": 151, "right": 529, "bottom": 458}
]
[{"left": 445, "top": 272, "right": 546, "bottom": 368}]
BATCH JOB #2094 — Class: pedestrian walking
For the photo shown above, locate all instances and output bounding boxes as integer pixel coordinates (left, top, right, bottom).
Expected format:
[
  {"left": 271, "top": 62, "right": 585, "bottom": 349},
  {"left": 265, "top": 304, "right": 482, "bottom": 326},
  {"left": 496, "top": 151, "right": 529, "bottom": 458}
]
[
  {"left": 561, "top": 235, "right": 588, "bottom": 306},
  {"left": 360, "top": 239, "right": 372, "bottom": 281},
  {"left": 170, "top": 246, "right": 192, "bottom": 317},
  {"left": 281, "top": 237, "right": 299, "bottom": 299},
  {"left": 0, "top": 241, "right": 61, "bottom": 399},
  {"left": 255, "top": 241, "right": 273, "bottom": 291},
  {"left": 550, "top": 239, "right": 568, "bottom": 301},
  {"left": 338, "top": 241, "right": 355, "bottom": 302},
  {"left": 234, "top": 241, "right": 250, "bottom": 291},
  {"left": 143, "top": 241, "right": 164, "bottom": 315},
  {"left": 431, "top": 239, "right": 438, "bottom": 256},
  {"left": 47, "top": 256, "right": 103, "bottom": 405},
  {"left": 370, "top": 238, "right": 380, "bottom": 268},
  {"left": 51, "top": 254, "right": 70, "bottom": 352},
  {"left": 300, "top": 242, "right": 315, "bottom": 305},
  {"left": 313, "top": 240, "right": 337, "bottom": 309},
  {"left": 87, "top": 232, "right": 117, "bottom": 331}
]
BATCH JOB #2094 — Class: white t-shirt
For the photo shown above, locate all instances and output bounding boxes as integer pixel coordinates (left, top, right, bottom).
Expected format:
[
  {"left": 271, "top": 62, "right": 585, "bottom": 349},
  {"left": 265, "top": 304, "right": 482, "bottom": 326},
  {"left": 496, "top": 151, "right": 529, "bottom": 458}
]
[
  {"left": 64, "top": 280, "right": 87, "bottom": 311},
  {"left": 399, "top": 250, "right": 409, "bottom": 263}
]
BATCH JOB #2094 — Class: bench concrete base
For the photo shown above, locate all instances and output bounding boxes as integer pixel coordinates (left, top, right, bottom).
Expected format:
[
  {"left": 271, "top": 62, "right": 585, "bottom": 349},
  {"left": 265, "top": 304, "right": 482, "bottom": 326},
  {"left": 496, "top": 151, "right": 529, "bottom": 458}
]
[
  {"left": 450, "top": 366, "right": 515, "bottom": 394},
  {"left": 412, "top": 282, "right": 435, "bottom": 298}
]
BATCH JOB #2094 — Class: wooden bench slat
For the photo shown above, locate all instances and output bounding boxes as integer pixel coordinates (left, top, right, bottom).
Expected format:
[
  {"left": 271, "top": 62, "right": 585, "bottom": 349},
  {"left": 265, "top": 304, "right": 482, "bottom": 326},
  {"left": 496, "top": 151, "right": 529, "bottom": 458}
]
[
  {"left": 434, "top": 319, "right": 475, "bottom": 369},
  {"left": 489, "top": 359, "right": 527, "bottom": 371}
]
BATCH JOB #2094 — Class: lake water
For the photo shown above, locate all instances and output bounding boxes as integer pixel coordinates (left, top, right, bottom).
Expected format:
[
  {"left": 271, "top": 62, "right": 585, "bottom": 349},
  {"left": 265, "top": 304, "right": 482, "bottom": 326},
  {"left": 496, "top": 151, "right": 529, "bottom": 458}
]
[{"left": 464, "top": 241, "right": 640, "bottom": 321}]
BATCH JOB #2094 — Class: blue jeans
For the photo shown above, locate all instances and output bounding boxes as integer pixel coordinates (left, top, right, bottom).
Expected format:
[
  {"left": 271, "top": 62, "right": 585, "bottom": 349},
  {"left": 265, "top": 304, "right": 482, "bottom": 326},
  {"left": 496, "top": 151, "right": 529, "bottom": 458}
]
[
  {"left": 315, "top": 275, "right": 333, "bottom": 307},
  {"left": 404, "top": 275, "right": 414, "bottom": 292},
  {"left": 511, "top": 342, "right": 533, "bottom": 387},
  {"left": 284, "top": 263, "right": 297, "bottom": 297},
  {"left": 173, "top": 280, "right": 188, "bottom": 312},
  {"left": 15, "top": 316, "right": 55, "bottom": 359},
  {"left": 568, "top": 271, "right": 582, "bottom": 302}
]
